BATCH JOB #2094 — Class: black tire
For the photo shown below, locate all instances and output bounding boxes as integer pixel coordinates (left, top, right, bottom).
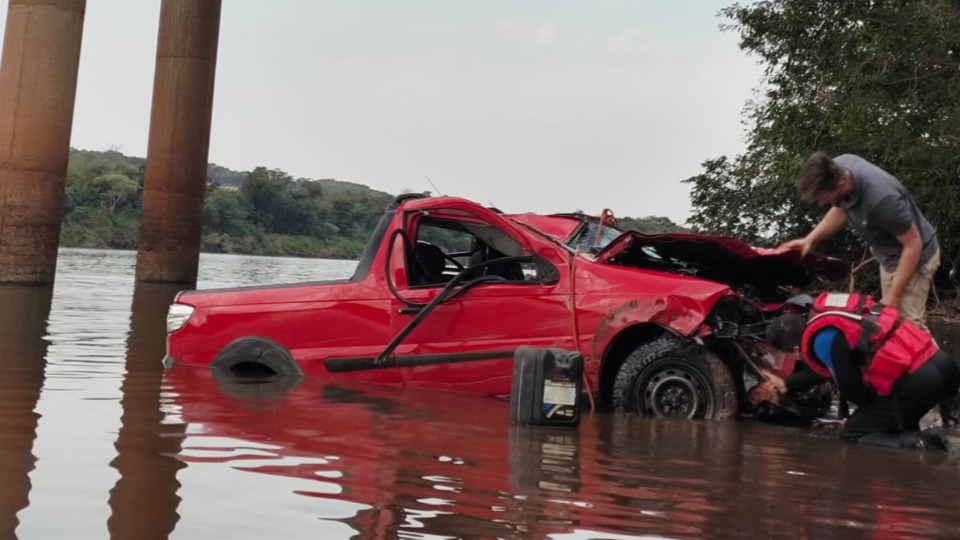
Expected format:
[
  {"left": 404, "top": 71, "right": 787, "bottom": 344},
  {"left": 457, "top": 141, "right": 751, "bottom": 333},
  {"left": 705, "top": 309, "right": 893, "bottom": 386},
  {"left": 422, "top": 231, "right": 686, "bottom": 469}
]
[
  {"left": 210, "top": 337, "right": 304, "bottom": 378},
  {"left": 613, "top": 337, "right": 738, "bottom": 420}
]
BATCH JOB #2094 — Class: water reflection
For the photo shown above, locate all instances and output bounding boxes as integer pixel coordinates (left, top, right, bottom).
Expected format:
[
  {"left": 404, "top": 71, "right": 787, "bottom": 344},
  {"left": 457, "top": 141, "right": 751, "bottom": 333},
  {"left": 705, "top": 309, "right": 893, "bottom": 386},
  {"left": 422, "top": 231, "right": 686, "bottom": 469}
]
[
  {"left": 169, "top": 365, "right": 960, "bottom": 539},
  {"left": 5, "top": 250, "right": 960, "bottom": 539},
  {"left": 108, "top": 283, "right": 189, "bottom": 539},
  {"left": 0, "top": 286, "right": 53, "bottom": 538},
  {"left": 505, "top": 425, "right": 582, "bottom": 536}
]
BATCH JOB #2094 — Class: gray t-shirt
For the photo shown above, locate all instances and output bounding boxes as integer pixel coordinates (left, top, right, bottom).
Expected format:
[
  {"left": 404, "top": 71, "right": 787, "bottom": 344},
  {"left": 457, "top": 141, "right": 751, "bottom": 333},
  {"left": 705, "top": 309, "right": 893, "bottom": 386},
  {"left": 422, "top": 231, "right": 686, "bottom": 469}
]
[{"left": 835, "top": 154, "right": 938, "bottom": 271}]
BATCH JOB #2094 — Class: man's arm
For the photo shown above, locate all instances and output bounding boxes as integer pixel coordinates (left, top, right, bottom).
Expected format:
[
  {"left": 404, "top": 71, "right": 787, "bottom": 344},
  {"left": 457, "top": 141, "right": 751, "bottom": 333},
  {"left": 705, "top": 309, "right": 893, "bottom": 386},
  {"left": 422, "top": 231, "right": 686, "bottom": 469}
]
[
  {"left": 781, "top": 207, "right": 848, "bottom": 257},
  {"left": 826, "top": 332, "right": 874, "bottom": 405},
  {"left": 882, "top": 223, "right": 923, "bottom": 309},
  {"left": 783, "top": 367, "right": 825, "bottom": 393}
]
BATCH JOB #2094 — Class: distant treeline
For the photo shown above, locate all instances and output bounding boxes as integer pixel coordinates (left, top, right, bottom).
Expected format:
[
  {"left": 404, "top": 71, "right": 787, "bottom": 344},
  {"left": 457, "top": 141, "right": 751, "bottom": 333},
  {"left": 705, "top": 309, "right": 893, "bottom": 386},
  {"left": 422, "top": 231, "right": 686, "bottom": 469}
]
[
  {"left": 63, "top": 149, "right": 393, "bottom": 259},
  {"left": 61, "top": 148, "right": 686, "bottom": 259}
]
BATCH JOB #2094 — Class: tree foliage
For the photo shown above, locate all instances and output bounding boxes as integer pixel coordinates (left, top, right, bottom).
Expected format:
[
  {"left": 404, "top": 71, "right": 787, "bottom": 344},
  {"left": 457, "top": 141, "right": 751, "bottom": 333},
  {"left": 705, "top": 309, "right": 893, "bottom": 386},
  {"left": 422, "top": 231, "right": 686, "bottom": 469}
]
[
  {"left": 62, "top": 148, "right": 690, "bottom": 260},
  {"left": 618, "top": 215, "right": 689, "bottom": 235},
  {"left": 685, "top": 0, "right": 960, "bottom": 293},
  {"left": 62, "top": 149, "right": 394, "bottom": 259}
]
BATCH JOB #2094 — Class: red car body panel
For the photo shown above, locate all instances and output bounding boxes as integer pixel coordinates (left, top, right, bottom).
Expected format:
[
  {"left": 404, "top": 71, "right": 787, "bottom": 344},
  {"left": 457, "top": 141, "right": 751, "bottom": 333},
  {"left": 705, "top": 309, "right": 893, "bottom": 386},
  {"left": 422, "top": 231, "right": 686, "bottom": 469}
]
[
  {"left": 503, "top": 213, "right": 582, "bottom": 243},
  {"left": 166, "top": 195, "right": 843, "bottom": 398}
]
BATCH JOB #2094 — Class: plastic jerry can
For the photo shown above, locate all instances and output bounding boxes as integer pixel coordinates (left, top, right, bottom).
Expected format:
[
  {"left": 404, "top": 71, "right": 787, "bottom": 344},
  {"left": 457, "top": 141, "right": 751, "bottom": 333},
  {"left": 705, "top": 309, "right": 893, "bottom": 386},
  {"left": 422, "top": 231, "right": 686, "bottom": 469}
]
[{"left": 510, "top": 346, "right": 583, "bottom": 427}]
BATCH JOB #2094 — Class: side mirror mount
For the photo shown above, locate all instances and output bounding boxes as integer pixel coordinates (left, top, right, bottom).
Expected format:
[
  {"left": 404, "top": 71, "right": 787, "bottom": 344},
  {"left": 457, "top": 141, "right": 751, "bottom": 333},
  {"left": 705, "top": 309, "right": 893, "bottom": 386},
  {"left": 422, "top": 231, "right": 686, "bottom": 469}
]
[{"left": 534, "top": 256, "right": 560, "bottom": 284}]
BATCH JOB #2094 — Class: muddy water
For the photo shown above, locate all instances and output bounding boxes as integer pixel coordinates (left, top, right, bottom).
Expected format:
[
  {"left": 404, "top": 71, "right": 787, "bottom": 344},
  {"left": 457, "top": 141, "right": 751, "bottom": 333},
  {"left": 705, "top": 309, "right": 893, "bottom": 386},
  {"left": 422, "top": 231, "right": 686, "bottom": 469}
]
[{"left": 2, "top": 248, "right": 960, "bottom": 539}]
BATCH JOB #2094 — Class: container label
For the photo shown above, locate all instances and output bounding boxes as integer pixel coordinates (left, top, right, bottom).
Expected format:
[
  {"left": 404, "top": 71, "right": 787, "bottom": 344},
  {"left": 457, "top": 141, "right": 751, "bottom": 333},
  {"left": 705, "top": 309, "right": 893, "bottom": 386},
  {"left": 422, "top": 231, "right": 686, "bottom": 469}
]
[{"left": 543, "top": 380, "right": 577, "bottom": 406}]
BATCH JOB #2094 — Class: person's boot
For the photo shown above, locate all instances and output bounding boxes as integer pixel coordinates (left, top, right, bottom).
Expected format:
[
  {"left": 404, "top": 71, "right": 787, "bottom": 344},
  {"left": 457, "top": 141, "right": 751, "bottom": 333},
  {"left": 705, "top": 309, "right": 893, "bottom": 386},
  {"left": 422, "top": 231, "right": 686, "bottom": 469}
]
[
  {"left": 939, "top": 395, "right": 960, "bottom": 427},
  {"left": 856, "top": 432, "right": 912, "bottom": 449},
  {"left": 918, "top": 427, "right": 951, "bottom": 453},
  {"left": 857, "top": 431, "right": 950, "bottom": 452}
]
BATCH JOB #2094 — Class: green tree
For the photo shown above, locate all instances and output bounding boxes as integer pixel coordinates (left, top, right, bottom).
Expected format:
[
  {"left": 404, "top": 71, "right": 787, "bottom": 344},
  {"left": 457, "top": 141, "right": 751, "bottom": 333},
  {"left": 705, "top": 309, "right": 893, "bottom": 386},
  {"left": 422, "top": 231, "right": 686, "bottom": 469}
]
[
  {"left": 618, "top": 215, "right": 689, "bottom": 235},
  {"left": 203, "top": 189, "right": 255, "bottom": 237},
  {"left": 239, "top": 167, "right": 292, "bottom": 228},
  {"left": 685, "top": 0, "right": 960, "bottom": 289},
  {"left": 92, "top": 173, "right": 141, "bottom": 215},
  {"left": 65, "top": 173, "right": 140, "bottom": 216},
  {"left": 62, "top": 149, "right": 394, "bottom": 259},
  {"left": 271, "top": 196, "right": 319, "bottom": 236}
]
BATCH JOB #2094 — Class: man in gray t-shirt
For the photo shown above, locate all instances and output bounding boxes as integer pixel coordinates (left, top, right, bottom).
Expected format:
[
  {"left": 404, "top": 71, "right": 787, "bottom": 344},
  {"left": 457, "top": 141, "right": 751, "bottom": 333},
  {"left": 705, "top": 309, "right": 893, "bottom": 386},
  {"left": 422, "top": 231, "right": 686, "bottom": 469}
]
[{"left": 781, "top": 151, "right": 940, "bottom": 329}]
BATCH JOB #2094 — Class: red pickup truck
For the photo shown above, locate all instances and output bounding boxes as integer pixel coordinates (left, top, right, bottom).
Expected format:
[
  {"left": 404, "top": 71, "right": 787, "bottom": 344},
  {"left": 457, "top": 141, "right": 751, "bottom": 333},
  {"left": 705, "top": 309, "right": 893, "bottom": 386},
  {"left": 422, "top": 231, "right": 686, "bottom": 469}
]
[{"left": 165, "top": 193, "right": 846, "bottom": 420}]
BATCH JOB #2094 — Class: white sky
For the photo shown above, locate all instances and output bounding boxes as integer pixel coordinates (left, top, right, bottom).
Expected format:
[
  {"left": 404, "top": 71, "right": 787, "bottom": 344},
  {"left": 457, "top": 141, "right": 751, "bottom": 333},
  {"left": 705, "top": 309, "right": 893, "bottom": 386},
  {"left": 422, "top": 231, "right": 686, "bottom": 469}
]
[{"left": 0, "top": 1, "right": 762, "bottom": 225}]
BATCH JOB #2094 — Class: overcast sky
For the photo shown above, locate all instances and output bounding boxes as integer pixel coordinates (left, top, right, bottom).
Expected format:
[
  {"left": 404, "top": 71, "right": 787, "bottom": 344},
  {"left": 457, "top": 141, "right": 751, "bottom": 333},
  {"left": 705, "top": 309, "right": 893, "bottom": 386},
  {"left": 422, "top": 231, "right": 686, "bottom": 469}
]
[{"left": 0, "top": 1, "right": 762, "bottom": 225}]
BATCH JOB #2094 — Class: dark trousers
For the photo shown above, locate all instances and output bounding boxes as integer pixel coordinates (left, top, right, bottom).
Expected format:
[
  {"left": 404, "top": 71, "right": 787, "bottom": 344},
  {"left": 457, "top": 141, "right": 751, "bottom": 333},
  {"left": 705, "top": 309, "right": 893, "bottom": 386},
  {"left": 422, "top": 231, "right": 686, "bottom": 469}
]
[{"left": 841, "top": 351, "right": 960, "bottom": 446}]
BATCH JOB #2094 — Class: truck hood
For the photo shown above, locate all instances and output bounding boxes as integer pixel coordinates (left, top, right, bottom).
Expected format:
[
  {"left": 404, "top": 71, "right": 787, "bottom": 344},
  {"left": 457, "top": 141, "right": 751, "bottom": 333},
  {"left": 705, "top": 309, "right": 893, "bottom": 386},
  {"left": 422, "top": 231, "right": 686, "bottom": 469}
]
[{"left": 593, "top": 231, "right": 848, "bottom": 294}]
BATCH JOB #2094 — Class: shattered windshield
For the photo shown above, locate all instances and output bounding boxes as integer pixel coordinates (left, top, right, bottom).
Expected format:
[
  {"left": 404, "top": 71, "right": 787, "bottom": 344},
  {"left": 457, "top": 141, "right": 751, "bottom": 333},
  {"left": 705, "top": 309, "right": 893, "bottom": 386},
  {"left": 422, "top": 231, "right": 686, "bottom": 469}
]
[{"left": 567, "top": 223, "right": 622, "bottom": 254}]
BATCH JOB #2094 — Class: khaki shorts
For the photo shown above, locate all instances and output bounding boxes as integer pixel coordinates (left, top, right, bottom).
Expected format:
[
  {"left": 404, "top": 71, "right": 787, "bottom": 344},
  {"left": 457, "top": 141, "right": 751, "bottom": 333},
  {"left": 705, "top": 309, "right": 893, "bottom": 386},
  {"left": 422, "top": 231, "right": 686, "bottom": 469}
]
[{"left": 879, "top": 247, "right": 940, "bottom": 330}]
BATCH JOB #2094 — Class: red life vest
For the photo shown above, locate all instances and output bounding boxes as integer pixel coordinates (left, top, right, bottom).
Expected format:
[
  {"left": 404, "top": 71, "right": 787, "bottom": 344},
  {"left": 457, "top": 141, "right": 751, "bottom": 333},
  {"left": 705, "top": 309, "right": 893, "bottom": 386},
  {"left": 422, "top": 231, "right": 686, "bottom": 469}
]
[{"left": 798, "top": 292, "right": 938, "bottom": 396}]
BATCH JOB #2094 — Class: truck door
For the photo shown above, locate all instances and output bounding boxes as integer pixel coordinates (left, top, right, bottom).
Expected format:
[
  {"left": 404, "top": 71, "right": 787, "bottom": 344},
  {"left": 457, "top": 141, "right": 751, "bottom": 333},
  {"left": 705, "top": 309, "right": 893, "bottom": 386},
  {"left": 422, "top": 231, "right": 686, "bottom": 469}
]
[{"left": 387, "top": 206, "right": 574, "bottom": 396}]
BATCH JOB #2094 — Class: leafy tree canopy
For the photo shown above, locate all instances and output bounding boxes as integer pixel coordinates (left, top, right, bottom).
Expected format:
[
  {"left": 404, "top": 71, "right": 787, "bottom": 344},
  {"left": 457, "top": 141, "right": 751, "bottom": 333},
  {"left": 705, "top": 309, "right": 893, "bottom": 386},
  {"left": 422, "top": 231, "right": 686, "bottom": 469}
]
[{"left": 685, "top": 0, "right": 960, "bottom": 291}]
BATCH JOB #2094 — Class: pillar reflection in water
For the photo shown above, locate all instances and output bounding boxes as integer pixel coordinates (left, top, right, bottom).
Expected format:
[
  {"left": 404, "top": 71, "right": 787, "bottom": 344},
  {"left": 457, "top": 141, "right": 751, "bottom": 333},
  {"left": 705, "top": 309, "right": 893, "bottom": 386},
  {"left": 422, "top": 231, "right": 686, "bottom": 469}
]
[
  {"left": 107, "top": 283, "right": 188, "bottom": 539},
  {"left": 0, "top": 285, "right": 53, "bottom": 536}
]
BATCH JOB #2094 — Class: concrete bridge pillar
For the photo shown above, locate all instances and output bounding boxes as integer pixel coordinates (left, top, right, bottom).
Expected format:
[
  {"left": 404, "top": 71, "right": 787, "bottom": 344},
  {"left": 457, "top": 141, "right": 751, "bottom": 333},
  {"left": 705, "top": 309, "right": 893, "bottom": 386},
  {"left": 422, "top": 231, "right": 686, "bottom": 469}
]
[
  {"left": 0, "top": 0, "right": 86, "bottom": 284},
  {"left": 136, "top": 0, "right": 221, "bottom": 283}
]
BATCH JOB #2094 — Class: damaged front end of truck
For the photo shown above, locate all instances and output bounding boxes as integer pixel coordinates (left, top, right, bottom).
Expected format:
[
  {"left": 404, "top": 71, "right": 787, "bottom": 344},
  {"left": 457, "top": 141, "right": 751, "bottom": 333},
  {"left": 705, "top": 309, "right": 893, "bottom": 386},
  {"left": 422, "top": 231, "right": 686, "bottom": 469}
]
[{"left": 588, "top": 228, "right": 849, "bottom": 422}]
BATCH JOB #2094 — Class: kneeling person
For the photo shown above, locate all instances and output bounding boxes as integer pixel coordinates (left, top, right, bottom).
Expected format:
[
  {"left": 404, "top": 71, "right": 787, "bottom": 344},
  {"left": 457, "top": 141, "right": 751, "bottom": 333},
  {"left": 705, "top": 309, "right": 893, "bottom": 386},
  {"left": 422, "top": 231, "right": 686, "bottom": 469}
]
[{"left": 762, "top": 292, "right": 960, "bottom": 451}]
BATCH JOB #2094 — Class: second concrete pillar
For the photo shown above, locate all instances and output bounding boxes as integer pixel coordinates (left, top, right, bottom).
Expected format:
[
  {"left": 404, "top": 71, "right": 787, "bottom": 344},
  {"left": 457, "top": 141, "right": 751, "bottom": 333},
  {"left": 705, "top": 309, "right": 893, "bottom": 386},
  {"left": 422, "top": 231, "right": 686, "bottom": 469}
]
[{"left": 136, "top": 0, "right": 222, "bottom": 283}]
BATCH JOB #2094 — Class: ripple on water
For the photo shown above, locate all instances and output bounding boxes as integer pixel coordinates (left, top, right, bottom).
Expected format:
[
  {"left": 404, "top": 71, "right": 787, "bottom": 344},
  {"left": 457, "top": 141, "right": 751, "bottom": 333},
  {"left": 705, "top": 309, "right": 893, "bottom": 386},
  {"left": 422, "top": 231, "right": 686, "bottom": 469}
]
[{"left": 4, "top": 249, "right": 960, "bottom": 539}]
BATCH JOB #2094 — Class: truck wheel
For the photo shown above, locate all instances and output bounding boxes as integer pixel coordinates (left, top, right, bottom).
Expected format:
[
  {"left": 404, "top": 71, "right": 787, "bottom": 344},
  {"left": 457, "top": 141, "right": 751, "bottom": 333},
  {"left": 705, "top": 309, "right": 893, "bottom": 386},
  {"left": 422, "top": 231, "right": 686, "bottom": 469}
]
[
  {"left": 613, "top": 337, "right": 738, "bottom": 420},
  {"left": 210, "top": 337, "right": 304, "bottom": 378}
]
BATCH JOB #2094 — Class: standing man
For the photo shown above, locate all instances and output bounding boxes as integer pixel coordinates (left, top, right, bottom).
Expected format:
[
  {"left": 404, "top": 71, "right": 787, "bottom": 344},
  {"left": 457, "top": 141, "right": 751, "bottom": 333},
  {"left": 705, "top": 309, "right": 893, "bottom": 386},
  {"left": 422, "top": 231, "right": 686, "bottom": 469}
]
[{"left": 782, "top": 152, "right": 940, "bottom": 329}]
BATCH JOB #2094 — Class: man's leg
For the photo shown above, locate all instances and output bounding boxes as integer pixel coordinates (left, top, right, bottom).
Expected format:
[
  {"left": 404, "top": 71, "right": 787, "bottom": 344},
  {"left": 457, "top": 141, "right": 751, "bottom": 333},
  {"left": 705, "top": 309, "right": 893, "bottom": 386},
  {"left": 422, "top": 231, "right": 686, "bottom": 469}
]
[
  {"left": 841, "top": 395, "right": 906, "bottom": 446},
  {"left": 897, "top": 248, "right": 941, "bottom": 330},
  {"left": 940, "top": 393, "right": 960, "bottom": 427},
  {"left": 928, "top": 350, "right": 960, "bottom": 427},
  {"left": 844, "top": 403, "right": 948, "bottom": 451},
  {"left": 879, "top": 263, "right": 894, "bottom": 302},
  {"left": 842, "top": 356, "right": 955, "bottom": 450}
]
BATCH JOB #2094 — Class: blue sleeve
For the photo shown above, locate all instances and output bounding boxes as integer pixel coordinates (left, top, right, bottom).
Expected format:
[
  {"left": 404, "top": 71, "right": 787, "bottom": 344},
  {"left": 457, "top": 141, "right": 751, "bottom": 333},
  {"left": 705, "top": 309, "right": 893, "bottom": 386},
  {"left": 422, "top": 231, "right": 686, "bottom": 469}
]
[{"left": 812, "top": 327, "right": 840, "bottom": 375}]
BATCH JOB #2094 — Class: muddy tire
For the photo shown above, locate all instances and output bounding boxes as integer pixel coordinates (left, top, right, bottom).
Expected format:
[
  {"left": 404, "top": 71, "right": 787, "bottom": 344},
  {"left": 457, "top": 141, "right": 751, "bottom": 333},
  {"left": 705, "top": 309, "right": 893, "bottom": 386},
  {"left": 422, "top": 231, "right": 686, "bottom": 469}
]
[{"left": 613, "top": 337, "right": 738, "bottom": 420}]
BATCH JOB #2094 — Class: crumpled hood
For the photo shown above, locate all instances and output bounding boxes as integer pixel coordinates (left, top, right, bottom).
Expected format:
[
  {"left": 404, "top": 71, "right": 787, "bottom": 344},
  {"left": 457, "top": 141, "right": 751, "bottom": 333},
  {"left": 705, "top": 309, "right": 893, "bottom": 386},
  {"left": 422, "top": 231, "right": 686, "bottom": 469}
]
[{"left": 594, "top": 231, "right": 848, "bottom": 295}]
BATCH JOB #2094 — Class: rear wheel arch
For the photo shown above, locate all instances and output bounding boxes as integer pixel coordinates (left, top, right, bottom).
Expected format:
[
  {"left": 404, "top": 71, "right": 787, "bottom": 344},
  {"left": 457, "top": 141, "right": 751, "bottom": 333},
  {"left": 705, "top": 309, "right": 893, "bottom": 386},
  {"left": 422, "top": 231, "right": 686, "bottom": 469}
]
[{"left": 210, "top": 336, "right": 303, "bottom": 378}]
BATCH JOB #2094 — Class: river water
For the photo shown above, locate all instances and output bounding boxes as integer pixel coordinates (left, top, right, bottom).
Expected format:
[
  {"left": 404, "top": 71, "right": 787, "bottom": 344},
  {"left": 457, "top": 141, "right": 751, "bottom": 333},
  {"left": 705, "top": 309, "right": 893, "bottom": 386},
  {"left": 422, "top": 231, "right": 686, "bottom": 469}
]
[{"left": 2, "top": 248, "right": 960, "bottom": 539}]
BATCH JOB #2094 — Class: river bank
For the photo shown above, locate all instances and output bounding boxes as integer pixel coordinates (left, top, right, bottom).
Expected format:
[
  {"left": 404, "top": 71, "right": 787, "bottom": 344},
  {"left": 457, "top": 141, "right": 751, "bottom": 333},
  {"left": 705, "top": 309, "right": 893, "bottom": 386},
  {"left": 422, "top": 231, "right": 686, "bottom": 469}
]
[{"left": 60, "top": 224, "right": 367, "bottom": 260}]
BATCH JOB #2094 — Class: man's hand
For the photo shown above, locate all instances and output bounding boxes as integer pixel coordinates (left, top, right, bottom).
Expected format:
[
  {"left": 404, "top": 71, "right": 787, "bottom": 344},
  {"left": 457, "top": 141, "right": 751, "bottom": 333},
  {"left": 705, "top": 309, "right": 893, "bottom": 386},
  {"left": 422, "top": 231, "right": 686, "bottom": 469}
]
[
  {"left": 780, "top": 237, "right": 814, "bottom": 258},
  {"left": 880, "top": 292, "right": 902, "bottom": 310},
  {"left": 782, "top": 207, "right": 847, "bottom": 258},
  {"left": 747, "top": 373, "right": 788, "bottom": 406},
  {"left": 765, "top": 372, "right": 787, "bottom": 394},
  {"left": 748, "top": 381, "right": 780, "bottom": 406}
]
